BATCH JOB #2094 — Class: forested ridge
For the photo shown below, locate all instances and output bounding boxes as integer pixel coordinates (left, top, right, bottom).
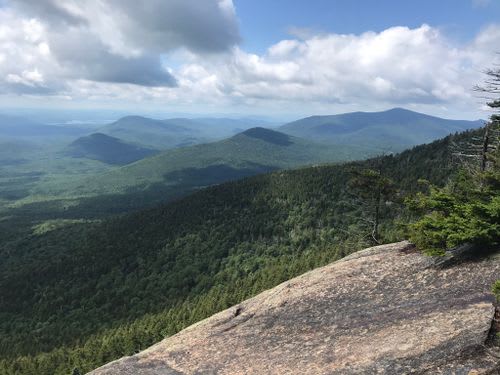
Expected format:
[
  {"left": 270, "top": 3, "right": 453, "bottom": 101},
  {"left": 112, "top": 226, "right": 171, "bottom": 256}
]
[
  {"left": 0, "top": 127, "right": 368, "bottom": 226},
  {"left": 0, "top": 129, "right": 482, "bottom": 374}
]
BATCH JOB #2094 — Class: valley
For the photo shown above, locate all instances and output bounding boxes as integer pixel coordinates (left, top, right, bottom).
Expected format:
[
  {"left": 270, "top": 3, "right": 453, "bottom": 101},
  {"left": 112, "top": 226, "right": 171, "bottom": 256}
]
[
  {"left": 1, "top": 3, "right": 500, "bottom": 374},
  {"left": 0, "top": 125, "right": 486, "bottom": 374},
  {"left": 0, "top": 108, "right": 483, "bottom": 222}
]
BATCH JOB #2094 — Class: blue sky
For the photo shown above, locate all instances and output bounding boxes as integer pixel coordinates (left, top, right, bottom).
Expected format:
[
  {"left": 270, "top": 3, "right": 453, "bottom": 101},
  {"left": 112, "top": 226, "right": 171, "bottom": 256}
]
[
  {"left": 236, "top": 0, "right": 500, "bottom": 53},
  {"left": 0, "top": 0, "right": 499, "bottom": 120}
]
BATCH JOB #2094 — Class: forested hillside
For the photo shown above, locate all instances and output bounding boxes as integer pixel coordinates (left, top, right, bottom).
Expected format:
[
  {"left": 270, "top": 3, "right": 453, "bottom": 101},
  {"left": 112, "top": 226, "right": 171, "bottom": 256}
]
[
  {"left": 2, "top": 1, "right": 498, "bottom": 374},
  {"left": 65, "top": 133, "right": 158, "bottom": 165},
  {"left": 1, "top": 128, "right": 369, "bottom": 223},
  {"left": 0, "top": 128, "right": 477, "bottom": 375},
  {"left": 0, "top": 110, "right": 482, "bottom": 226}
]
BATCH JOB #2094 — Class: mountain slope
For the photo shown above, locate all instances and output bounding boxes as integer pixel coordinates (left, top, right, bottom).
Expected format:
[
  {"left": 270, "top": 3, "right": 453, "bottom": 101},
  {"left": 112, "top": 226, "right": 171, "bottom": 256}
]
[
  {"left": 30, "top": 127, "right": 370, "bottom": 213},
  {"left": 280, "top": 108, "right": 483, "bottom": 151},
  {"left": 90, "top": 241, "right": 500, "bottom": 375},
  {"left": 0, "top": 129, "right": 480, "bottom": 375},
  {"left": 98, "top": 116, "right": 197, "bottom": 149},
  {"left": 191, "top": 117, "right": 278, "bottom": 137},
  {"left": 65, "top": 133, "right": 158, "bottom": 165},
  {"left": 97, "top": 116, "right": 267, "bottom": 150},
  {"left": 159, "top": 117, "right": 273, "bottom": 140}
]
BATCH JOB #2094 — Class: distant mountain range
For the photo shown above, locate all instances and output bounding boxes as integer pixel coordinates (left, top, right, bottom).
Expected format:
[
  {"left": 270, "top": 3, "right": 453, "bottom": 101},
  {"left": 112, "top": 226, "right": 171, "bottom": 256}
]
[
  {"left": 97, "top": 116, "right": 272, "bottom": 149},
  {"left": 0, "top": 113, "right": 274, "bottom": 150},
  {"left": 0, "top": 114, "right": 90, "bottom": 139},
  {"left": 93, "top": 108, "right": 486, "bottom": 154},
  {"left": 96, "top": 116, "right": 197, "bottom": 150},
  {"left": 279, "top": 108, "right": 484, "bottom": 152},
  {"left": 0, "top": 108, "right": 487, "bottom": 213},
  {"left": 65, "top": 133, "right": 158, "bottom": 165},
  {"left": 51, "top": 127, "right": 364, "bottom": 204},
  {"left": 1, "top": 108, "right": 484, "bottom": 155}
]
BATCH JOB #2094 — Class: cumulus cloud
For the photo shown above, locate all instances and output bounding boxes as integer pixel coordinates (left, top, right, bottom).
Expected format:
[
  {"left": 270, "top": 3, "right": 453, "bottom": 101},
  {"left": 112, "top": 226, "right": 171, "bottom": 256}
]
[
  {"left": 172, "top": 24, "right": 500, "bottom": 115},
  {"left": 13, "top": 0, "right": 240, "bottom": 55},
  {"left": 106, "top": 0, "right": 240, "bottom": 54},
  {"left": 0, "top": 0, "right": 239, "bottom": 91},
  {"left": 0, "top": 10, "right": 58, "bottom": 94},
  {"left": 14, "top": 0, "right": 88, "bottom": 26},
  {"left": 46, "top": 28, "right": 177, "bottom": 87},
  {"left": 0, "top": 0, "right": 499, "bottom": 118}
]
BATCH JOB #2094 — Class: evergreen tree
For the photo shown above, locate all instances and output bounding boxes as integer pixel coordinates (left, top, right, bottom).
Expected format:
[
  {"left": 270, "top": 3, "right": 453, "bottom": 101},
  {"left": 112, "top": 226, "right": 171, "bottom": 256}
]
[
  {"left": 348, "top": 158, "right": 396, "bottom": 244},
  {"left": 408, "top": 63, "right": 500, "bottom": 254}
]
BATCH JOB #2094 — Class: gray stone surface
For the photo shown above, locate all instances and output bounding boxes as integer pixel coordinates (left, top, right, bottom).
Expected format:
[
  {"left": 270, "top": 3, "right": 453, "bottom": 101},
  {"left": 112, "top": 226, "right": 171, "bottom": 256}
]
[{"left": 89, "top": 241, "right": 500, "bottom": 375}]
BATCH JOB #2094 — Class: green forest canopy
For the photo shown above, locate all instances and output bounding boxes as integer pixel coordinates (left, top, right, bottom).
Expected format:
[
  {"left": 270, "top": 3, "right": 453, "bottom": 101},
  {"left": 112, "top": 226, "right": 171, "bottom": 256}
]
[{"left": 0, "top": 128, "right": 482, "bottom": 375}]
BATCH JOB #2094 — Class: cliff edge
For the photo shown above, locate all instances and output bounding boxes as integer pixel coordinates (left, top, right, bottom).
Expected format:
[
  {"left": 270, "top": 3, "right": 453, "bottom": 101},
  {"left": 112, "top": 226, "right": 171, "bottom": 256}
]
[{"left": 89, "top": 241, "right": 500, "bottom": 374}]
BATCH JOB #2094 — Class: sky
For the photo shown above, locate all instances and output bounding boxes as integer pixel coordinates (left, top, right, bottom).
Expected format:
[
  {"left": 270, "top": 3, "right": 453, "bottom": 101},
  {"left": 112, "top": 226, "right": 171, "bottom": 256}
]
[{"left": 0, "top": 0, "right": 499, "bottom": 120}]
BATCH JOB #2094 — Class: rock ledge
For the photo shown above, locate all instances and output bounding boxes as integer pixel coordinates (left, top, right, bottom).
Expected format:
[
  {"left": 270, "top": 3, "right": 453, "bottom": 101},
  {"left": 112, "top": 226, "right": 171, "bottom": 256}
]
[{"left": 89, "top": 241, "right": 500, "bottom": 374}]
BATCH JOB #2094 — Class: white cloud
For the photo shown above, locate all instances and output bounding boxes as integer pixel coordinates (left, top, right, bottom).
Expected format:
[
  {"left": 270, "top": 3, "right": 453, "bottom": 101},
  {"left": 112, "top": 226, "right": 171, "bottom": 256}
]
[
  {"left": 0, "top": 8, "right": 58, "bottom": 94},
  {"left": 38, "top": 42, "right": 50, "bottom": 56},
  {"left": 0, "top": 0, "right": 239, "bottom": 90},
  {"left": 0, "top": 1, "right": 499, "bottom": 118},
  {"left": 169, "top": 24, "right": 499, "bottom": 116},
  {"left": 14, "top": 0, "right": 240, "bottom": 56},
  {"left": 22, "top": 18, "right": 44, "bottom": 43},
  {"left": 6, "top": 69, "right": 43, "bottom": 85}
]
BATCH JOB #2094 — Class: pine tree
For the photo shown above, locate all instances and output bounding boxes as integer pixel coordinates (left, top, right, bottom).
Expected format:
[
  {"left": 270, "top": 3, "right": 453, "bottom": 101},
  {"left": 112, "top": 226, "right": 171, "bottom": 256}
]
[
  {"left": 348, "top": 158, "right": 396, "bottom": 244},
  {"left": 408, "top": 63, "right": 500, "bottom": 254}
]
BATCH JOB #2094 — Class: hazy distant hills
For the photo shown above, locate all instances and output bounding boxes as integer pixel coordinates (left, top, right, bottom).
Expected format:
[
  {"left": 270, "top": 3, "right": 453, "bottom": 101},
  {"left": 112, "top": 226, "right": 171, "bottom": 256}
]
[
  {"left": 0, "top": 108, "right": 486, "bottom": 215},
  {"left": 78, "top": 127, "right": 362, "bottom": 195},
  {"left": 65, "top": 133, "right": 158, "bottom": 165},
  {"left": 280, "top": 108, "right": 484, "bottom": 151},
  {"left": 42, "top": 127, "right": 366, "bottom": 210},
  {"left": 97, "top": 116, "right": 196, "bottom": 149},
  {"left": 188, "top": 117, "right": 278, "bottom": 138},
  {"left": 97, "top": 116, "right": 271, "bottom": 149},
  {"left": 0, "top": 114, "right": 89, "bottom": 139},
  {"left": 0, "top": 113, "right": 272, "bottom": 150},
  {"left": 1, "top": 109, "right": 484, "bottom": 154}
]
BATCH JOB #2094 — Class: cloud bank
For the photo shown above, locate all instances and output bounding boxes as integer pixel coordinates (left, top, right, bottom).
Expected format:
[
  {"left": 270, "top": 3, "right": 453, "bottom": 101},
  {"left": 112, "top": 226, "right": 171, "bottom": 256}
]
[
  {"left": 0, "top": 0, "right": 499, "bottom": 117},
  {"left": 174, "top": 24, "right": 500, "bottom": 116},
  {"left": 0, "top": 0, "right": 238, "bottom": 91}
]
